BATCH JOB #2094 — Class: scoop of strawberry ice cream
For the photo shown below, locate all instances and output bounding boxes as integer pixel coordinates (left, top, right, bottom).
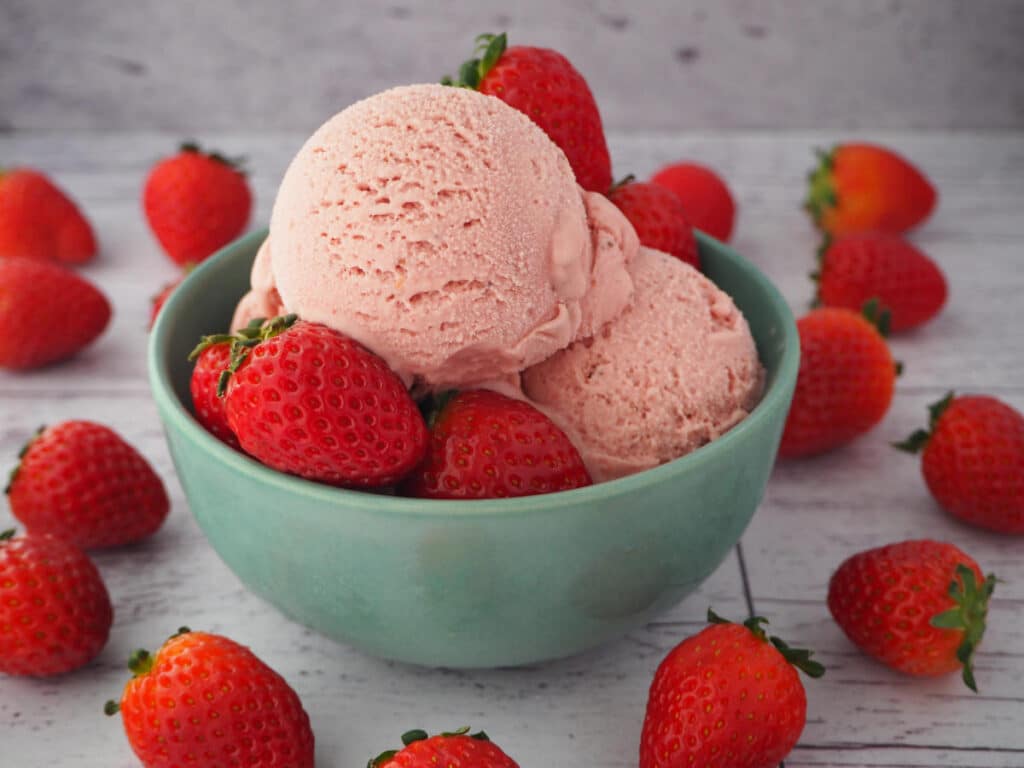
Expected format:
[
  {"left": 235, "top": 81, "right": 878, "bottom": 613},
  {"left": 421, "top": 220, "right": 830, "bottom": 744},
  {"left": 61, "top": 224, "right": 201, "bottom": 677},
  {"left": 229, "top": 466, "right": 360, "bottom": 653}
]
[
  {"left": 231, "top": 238, "right": 284, "bottom": 330},
  {"left": 259, "top": 83, "right": 635, "bottom": 390},
  {"left": 522, "top": 247, "right": 763, "bottom": 482}
]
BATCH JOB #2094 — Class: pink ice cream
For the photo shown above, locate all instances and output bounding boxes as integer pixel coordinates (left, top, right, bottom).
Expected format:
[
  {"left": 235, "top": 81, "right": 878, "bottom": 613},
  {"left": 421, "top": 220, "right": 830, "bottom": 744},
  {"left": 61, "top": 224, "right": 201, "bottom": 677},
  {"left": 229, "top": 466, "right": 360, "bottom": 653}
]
[
  {"left": 522, "top": 247, "right": 763, "bottom": 482},
  {"left": 232, "top": 238, "right": 285, "bottom": 330},
  {"left": 252, "top": 83, "right": 636, "bottom": 390}
]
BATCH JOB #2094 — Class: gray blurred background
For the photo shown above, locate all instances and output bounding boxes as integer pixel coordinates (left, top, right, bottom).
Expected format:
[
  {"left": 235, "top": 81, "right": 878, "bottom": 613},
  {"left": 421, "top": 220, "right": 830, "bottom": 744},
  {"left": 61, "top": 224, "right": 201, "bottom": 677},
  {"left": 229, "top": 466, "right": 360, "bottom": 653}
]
[{"left": 2, "top": 0, "right": 1023, "bottom": 133}]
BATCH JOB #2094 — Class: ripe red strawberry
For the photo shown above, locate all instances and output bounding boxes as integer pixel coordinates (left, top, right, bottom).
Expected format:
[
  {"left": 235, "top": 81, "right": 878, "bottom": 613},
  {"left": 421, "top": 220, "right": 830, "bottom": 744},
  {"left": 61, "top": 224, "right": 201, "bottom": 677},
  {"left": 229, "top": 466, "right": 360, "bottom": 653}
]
[
  {"left": 650, "top": 162, "right": 736, "bottom": 242},
  {"left": 444, "top": 33, "right": 612, "bottom": 193},
  {"left": 222, "top": 315, "right": 428, "bottom": 488},
  {"left": 369, "top": 727, "right": 519, "bottom": 768},
  {"left": 828, "top": 540, "right": 995, "bottom": 690},
  {"left": 187, "top": 333, "right": 242, "bottom": 449},
  {"left": 143, "top": 142, "right": 251, "bottom": 266},
  {"left": 0, "top": 529, "right": 113, "bottom": 676},
  {"left": 403, "top": 389, "right": 591, "bottom": 499},
  {"left": 896, "top": 393, "right": 1024, "bottom": 533},
  {"left": 815, "top": 233, "right": 948, "bottom": 332},
  {"left": 608, "top": 178, "right": 700, "bottom": 269},
  {"left": 0, "top": 168, "right": 97, "bottom": 264},
  {"left": 106, "top": 628, "right": 314, "bottom": 768},
  {"left": 779, "top": 304, "right": 897, "bottom": 458},
  {"left": 805, "top": 143, "right": 936, "bottom": 236},
  {"left": 6, "top": 421, "right": 170, "bottom": 549},
  {"left": 640, "top": 609, "right": 824, "bottom": 768},
  {"left": 0, "top": 257, "right": 111, "bottom": 369},
  {"left": 148, "top": 275, "right": 183, "bottom": 329}
]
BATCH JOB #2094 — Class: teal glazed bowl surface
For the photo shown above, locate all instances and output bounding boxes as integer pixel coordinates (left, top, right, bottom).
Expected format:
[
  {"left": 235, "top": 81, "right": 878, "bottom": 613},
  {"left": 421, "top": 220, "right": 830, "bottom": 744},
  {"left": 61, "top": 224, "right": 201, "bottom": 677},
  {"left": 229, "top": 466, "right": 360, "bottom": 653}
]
[{"left": 148, "top": 228, "right": 799, "bottom": 668}]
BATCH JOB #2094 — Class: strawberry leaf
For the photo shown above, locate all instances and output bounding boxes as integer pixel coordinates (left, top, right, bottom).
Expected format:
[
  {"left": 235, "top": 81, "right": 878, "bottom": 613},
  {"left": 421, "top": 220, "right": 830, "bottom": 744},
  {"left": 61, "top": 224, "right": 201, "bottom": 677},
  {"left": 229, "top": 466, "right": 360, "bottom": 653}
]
[{"left": 928, "top": 563, "right": 997, "bottom": 693}]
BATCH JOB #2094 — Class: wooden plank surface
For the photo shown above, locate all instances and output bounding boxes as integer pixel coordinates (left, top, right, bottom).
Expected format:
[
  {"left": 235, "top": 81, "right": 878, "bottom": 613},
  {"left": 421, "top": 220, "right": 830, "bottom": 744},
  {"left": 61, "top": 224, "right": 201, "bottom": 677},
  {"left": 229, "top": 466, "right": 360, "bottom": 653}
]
[{"left": 1, "top": 131, "right": 1022, "bottom": 767}]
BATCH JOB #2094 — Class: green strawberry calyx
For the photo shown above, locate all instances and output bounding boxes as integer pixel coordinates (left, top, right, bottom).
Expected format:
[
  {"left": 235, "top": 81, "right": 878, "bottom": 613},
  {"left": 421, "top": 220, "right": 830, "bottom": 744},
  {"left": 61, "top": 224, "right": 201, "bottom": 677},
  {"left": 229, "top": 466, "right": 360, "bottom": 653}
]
[
  {"left": 804, "top": 146, "right": 838, "bottom": 228},
  {"left": 418, "top": 389, "right": 459, "bottom": 429},
  {"left": 930, "top": 563, "right": 996, "bottom": 692},
  {"left": 367, "top": 727, "right": 491, "bottom": 768},
  {"left": 707, "top": 608, "right": 825, "bottom": 678},
  {"left": 893, "top": 390, "right": 956, "bottom": 453},
  {"left": 104, "top": 627, "right": 192, "bottom": 716},
  {"left": 187, "top": 314, "right": 298, "bottom": 397},
  {"left": 808, "top": 234, "right": 833, "bottom": 305},
  {"left": 3, "top": 425, "right": 46, "bottom": 496},
  {"left": 179, "top": 140, "right": 247, "bottom": 175},
  {"left": 0, "top": 529, "right": 15, "bottom": 542},
  {"left": 441, "top": 32, "right": 507, "bottom": 89}
]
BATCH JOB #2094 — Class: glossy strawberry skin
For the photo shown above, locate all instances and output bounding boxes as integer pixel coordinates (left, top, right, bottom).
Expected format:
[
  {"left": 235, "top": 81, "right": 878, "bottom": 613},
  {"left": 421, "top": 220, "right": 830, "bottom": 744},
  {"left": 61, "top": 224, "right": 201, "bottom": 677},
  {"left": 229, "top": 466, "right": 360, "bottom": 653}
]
[
  {"left": 476, "top": 44, "right": 612, "bottom": 193},
  {"left": 0, "top": 531, "right": 113, "bottom": 676},
  {"left": 7, "top": 421, "right": 170, "bottom": 549},
  {"left": 650, "top": 162, "right": 736, "bottom": 242},
  {"left": 114, "top": 631, "right": 314, "bottom": 768},
  {"left": 0, "top": 168, "right": 97, "bottom": 264},
  {"left": 0, "top": 257, "right": 111, "bottom": 369},
  {"left": 608, "top": 181, "right": 700, "bottom": 269},
  {"left": 224, "top": 321, "right": 428, "bottom": 488},
  {"left": 375, "top": 733, "right": 519, "bottom": 768},
  {"left": 920, "top": 396, "right": 1024, "bottom": 533},
  {"left": 828, "top": 540, "right": 986, "bottom": 677},
  {"left": 640, "top": 622, "right": 808, "bottom": 768},
  {"left": 189, "top": 341, "right": 240, "bottom": 449},
  {"left": 143, "top": 146, "right": 251, "bottom": 266},
  {"left": 404, "top": 389, "right": 591, "bottom": 499},
  {"left": 806, "top": 143, "right": 936, "bottom": 236},
  {"left": 818, "top": 234, "right": 947, "bottom": 332},
  {"left": 779, "top": 308, "right": 895, "bottom": 458}
]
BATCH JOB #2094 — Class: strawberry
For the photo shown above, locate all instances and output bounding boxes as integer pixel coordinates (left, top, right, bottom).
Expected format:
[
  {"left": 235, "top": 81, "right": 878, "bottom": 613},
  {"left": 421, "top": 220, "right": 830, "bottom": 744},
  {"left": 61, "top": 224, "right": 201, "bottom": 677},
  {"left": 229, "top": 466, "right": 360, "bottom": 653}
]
[
  {"left": 444, "top": 33, "right": 612, "bottom": 193},
  {"left": 640, "top": 609, "right": 823, "bottom": 768},
  {"left": 6, "top": 421, "right": 170, "bottom": 549},
  {"left": 188, "top": 332, "right": 242, "bottom": 449},
  {"left": 805, "top": 143, "right": 936, "bottom": 236},
  {"left": 779, "top": 303, "right": 897, "bottom": 458},
  {"left": 369, "top": 727, "right": 519, "bottom": 768},
  {"left": 222, "top": 315, "right": 428, "bottom": 488},
  {"left": 815, "top": 233, "right": 948, "bottom": 332},
  {"left": 0, "top": 529, "right": 113, "bottom": 676},
  {"left": 403, "top": 389, "right": 591, "bottom": 499},
  {"left": 608, "top": 178, "right": 700, "bottom": 269},
  {"left": 0, "top": 257, "right": 111, "bottom": 369},
  {"left": 896, "top": 393, "right": 1024, "bottom": 533},
  {"left": 143, "top": 142, "right": 251, "bottom": 266},
  {"left": 650, "top": 162, "right": 736, "bottom": 242},
  {"left": 106, "top": 628, "right": 314, "bottom": 768},
  {"left": 0, "top": 168, "right": 97, "bottom": 264},
  {"left": 148, "top": 275, "right": 184, "bottom": 329},
  {"left": 828, "top": 540, "right": 995, "bottom": 690}
]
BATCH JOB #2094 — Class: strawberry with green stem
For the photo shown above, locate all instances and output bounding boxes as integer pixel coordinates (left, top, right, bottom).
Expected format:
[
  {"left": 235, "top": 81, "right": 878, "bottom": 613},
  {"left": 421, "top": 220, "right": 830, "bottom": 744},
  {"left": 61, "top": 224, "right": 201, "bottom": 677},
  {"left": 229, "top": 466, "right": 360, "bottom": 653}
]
[{"left": 369, "top": 726, "right": 518, "bottom": 768}]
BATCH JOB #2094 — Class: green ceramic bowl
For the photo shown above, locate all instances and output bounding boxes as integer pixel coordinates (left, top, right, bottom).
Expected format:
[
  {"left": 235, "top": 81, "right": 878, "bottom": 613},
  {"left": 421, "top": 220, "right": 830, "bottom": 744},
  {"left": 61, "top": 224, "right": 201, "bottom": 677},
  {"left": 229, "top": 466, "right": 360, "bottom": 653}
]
[{"left": 148, "top": 228, "right": 798, "bottom": 668}]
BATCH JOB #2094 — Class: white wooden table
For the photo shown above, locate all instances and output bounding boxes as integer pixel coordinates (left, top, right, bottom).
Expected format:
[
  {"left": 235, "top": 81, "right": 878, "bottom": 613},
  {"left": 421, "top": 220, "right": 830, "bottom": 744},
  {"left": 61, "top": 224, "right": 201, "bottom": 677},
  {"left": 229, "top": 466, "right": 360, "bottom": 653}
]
[{"left": 2, "top": 131, "right": 1022, "bottom": 767}]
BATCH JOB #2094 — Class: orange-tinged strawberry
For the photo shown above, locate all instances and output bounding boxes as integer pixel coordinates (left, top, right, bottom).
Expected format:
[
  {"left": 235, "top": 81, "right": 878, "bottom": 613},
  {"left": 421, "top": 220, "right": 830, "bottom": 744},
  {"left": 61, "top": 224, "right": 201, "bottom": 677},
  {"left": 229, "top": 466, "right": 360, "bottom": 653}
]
[
  {"left": 0, "top": 529, "right": 113, "bottom": 677},
  {"left": 640, "top": 609, "right": 823, "bottom": 768},
  {"left": 106, "top": 629, "right": 314, "bottom": 768},
  {"left": 828, "top": 540, "right": 995, "bottom": 690},
  {"left": 896, "top": 393, "right": 1024, "bottom": 533},
  {"left": 143, "top": 142, "right": 251, "bottom": 266},
  {"left": 0, "top": 168, "right": 97, "bottom": 264},
  {"left": 444, "top": 33, "right": 612, "bottom": 193},
  {"left": 815, "top": 233, "right": 947, "bottom": 332},
  {"left": 780, "top": 303, "right": 897, "bottom": 458},
  {"left": 0, "top": 257, "right": 111, "bottom": 369},
  {"left": 370, "top": 728, "right": 519, "bottom": 768},
  {"left": 805, "top": 143, "right": 936, "bottom": 236}
]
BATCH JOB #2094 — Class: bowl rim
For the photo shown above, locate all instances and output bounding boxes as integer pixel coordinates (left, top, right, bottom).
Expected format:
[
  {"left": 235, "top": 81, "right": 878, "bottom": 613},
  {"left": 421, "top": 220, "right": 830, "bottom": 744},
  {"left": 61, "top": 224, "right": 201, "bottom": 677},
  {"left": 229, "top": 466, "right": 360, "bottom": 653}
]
[{"left": 148, "top": 228, "right": 799, "bottom": 519}]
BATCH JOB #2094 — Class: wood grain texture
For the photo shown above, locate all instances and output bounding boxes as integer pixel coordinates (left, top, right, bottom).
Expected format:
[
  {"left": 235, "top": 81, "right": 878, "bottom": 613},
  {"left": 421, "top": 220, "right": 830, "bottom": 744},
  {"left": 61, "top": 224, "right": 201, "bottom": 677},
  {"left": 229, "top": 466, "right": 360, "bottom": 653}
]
[
  {"left": 3, "top": 0, "right": 1023, "bottom": 132},
  {"left": 1, "top": 131, "right": 1022, "bottom": 766}
]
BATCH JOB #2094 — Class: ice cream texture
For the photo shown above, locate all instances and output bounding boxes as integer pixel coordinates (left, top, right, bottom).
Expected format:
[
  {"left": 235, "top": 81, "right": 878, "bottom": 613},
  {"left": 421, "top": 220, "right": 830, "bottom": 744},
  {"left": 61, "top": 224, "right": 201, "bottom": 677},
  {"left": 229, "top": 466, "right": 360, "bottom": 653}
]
[
  {"left": 242, "top": 83, "right": 637, "bottom": 390},
  {"left": 522, "top": 247, "right": 764, "bottom": 482}
]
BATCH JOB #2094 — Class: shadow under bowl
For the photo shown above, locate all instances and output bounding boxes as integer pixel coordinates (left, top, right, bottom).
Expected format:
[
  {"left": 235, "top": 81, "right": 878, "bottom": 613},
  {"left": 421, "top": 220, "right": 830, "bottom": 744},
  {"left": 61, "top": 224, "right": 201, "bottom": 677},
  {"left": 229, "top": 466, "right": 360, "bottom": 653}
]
[{"left": 148, "top": 228, "right": 798, "bottom": 668}]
